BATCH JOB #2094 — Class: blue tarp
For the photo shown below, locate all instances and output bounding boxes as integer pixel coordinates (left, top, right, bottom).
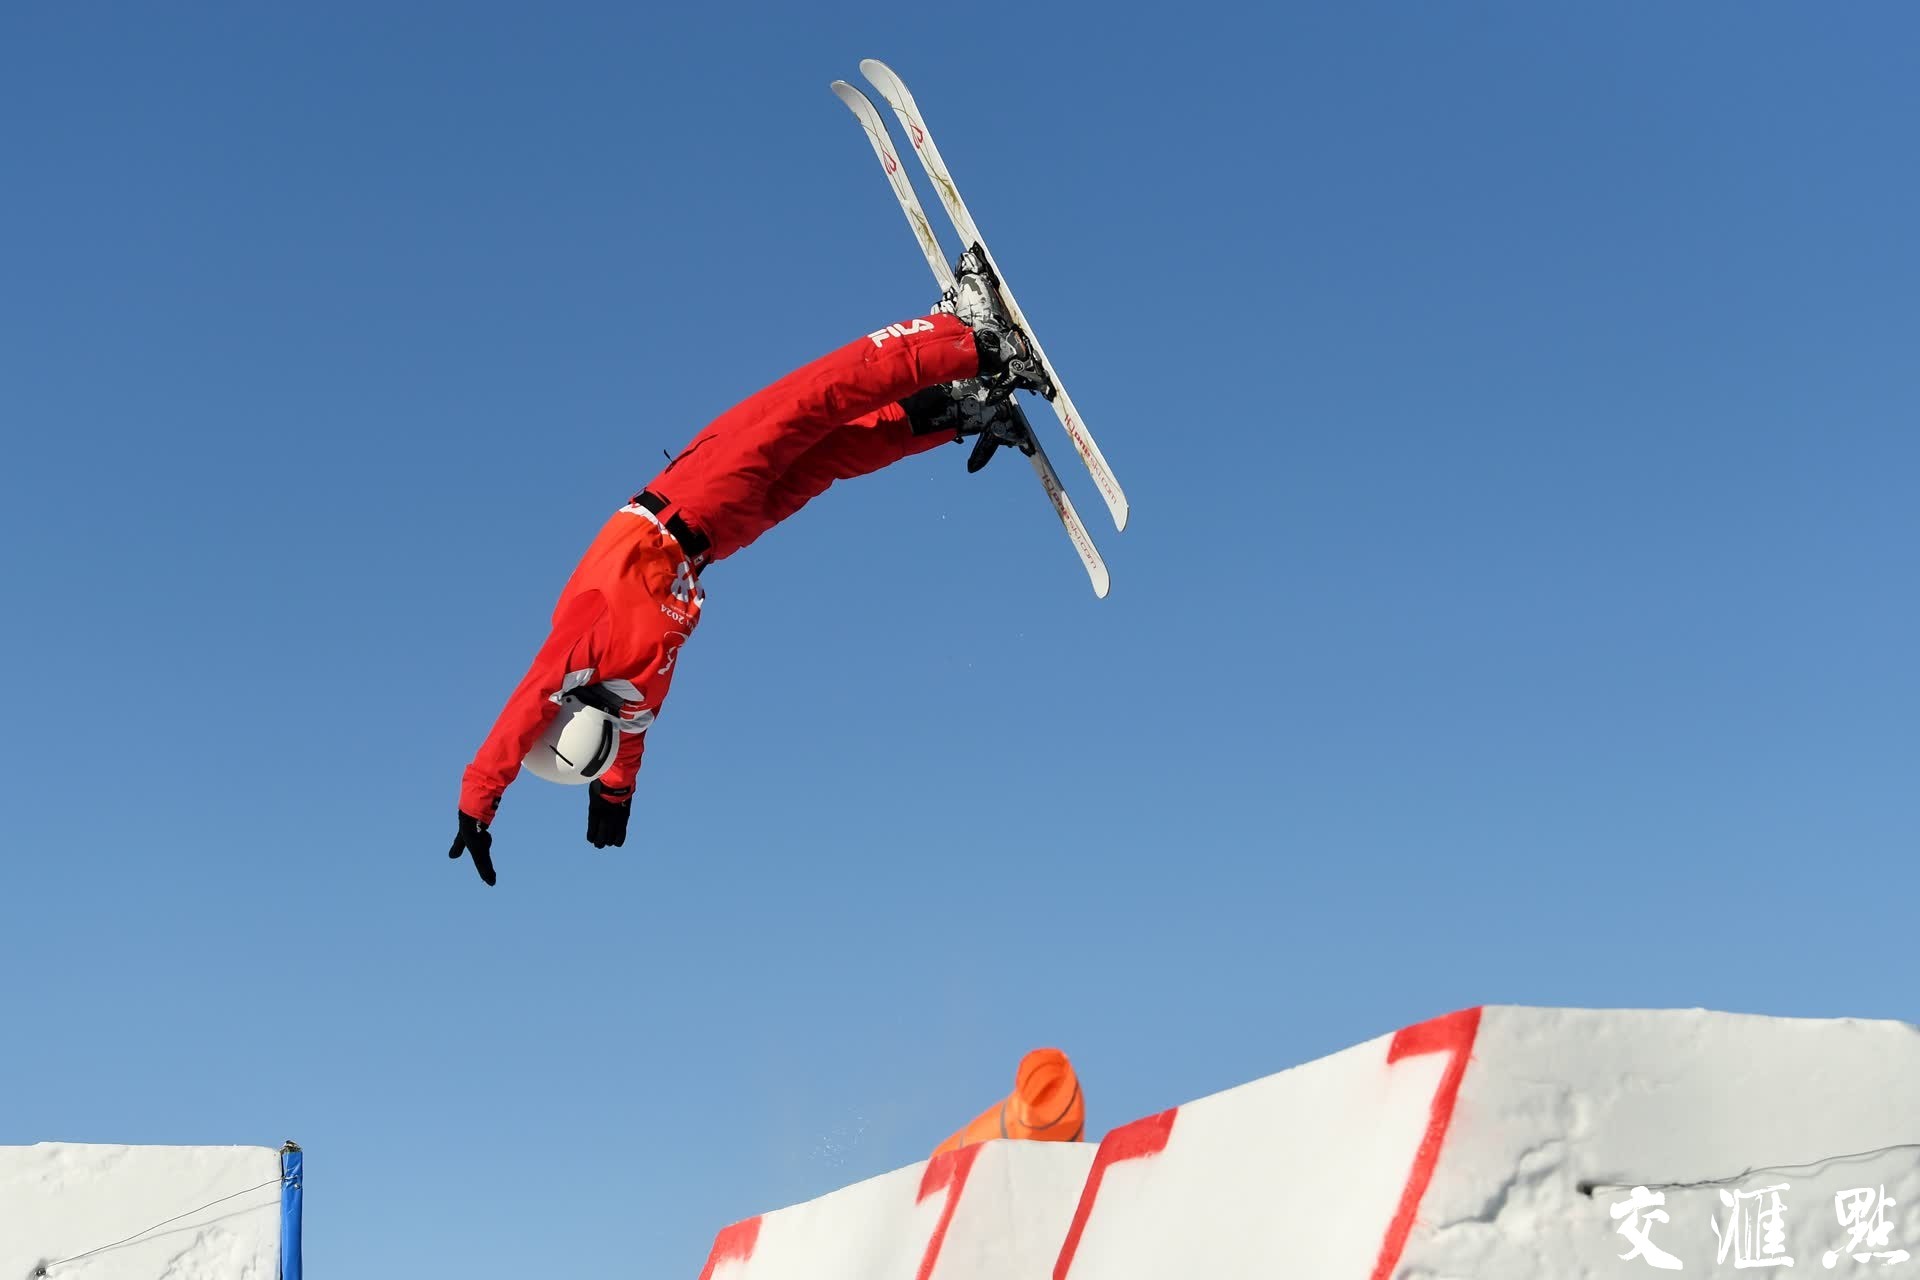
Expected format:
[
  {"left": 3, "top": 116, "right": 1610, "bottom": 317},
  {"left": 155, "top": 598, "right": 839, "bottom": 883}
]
[{"left": 280, "top": 1144, "right": 303, "bottom": 1280}]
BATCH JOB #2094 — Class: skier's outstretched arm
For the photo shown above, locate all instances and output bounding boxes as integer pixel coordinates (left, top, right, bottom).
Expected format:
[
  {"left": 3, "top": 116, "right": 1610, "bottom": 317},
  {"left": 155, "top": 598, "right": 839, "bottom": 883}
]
[{"left": 451, "top": 591, "right": 609, "bottom": 885}]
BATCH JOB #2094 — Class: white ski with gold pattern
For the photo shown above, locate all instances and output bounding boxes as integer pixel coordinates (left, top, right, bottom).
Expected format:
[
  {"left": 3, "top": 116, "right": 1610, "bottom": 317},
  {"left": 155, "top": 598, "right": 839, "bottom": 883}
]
[
  {"left": 858, "top": 58, "right": 1129, "bottom": 533},
  {"left": 831, "top": 79, "right": 1111, "bottom": 598}
]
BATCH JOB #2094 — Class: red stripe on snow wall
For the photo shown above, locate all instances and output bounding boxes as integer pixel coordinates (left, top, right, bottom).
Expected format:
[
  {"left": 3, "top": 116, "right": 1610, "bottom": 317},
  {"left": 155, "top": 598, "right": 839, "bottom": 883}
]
[
  {"left": 914, "top": 1142, "right": 987, "bottom": 1280},
  {"left": 1051, "top": 1106, "right": 1178, "bottom": 1279},
  {"left": 1370, "top": 1006, "right": 1483, "bottom": 1280},
  {"left": 697, "top": 1215, "right": 762, "bottom": 1280}
]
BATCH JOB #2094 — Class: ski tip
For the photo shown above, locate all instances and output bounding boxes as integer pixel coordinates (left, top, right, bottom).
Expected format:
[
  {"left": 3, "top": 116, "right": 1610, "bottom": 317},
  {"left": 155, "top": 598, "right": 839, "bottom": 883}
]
[
  {"left": 1111, "top": 502, "right": 1130, "bottom": 533},
  {"left": 1091, "top": 570, "right": 1111, "bottom": 599},
  {"left": 859, "top": 57, "right": 898, "bottom": 87}
]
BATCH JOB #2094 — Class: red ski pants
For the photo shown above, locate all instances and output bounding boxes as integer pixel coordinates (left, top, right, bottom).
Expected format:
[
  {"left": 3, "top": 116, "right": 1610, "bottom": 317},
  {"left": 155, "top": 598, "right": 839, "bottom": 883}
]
[{"left": 642, "top": 313, "right": 981, "bottom": 564}]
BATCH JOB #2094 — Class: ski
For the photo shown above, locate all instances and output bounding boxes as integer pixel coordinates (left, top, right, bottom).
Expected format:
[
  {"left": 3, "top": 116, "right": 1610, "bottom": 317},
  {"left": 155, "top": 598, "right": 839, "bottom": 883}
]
[
  {"left": 858, "top": 58, "right": 1130, "bottom": 533},
  {"left": 832, "top": 80, "right": 1111, "bottom": 598},
  {"left": 829, "top": 80, "right": 948, "bottom": 286}
]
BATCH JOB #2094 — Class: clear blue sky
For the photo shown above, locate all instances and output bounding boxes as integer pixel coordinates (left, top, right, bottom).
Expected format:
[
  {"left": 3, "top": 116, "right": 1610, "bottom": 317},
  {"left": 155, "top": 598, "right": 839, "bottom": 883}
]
[{"left": 2, "top": 3, "right": 1915, "bottom": 1276}]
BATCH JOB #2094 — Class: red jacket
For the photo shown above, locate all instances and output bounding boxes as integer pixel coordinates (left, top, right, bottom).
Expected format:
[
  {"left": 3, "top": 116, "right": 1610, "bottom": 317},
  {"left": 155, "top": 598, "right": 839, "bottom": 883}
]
[{"left": 460, "top": 505, "right": 701, "bottom": 822}]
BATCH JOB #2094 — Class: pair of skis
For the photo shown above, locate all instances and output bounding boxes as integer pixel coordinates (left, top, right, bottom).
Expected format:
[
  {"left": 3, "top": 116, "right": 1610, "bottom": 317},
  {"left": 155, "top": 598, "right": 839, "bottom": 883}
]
[{"left": 831, "top": 60, "right": 1127, "bottom": 598}]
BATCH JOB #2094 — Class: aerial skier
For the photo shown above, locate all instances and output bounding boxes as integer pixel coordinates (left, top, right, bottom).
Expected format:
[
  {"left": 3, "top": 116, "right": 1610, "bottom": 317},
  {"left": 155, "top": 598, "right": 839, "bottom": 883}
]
[{"left": 448, "top": 262, "right": 1044, "bottom": 885}]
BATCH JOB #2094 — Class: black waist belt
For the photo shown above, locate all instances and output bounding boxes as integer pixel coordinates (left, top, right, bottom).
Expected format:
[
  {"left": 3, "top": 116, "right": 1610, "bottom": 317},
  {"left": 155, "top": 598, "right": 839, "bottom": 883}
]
[{"left": 636, "top": 489, "right": 712, "bottom": 563}]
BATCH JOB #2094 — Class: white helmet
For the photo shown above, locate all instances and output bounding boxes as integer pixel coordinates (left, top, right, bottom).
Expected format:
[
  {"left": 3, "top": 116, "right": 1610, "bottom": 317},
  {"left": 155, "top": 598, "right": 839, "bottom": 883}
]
[{"left": 523, "top": 698, "right": 620, "bottom": 786}]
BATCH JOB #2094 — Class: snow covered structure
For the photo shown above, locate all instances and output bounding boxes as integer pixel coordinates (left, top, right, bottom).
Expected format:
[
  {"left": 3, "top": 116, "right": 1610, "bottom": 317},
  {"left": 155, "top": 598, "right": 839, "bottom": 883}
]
[
  {"left": 0, "top": 1142, "right": 300, "bottom": 1280},
  {"left": 699, "top": 1007, "right": 1920, "bottom": 1278}
]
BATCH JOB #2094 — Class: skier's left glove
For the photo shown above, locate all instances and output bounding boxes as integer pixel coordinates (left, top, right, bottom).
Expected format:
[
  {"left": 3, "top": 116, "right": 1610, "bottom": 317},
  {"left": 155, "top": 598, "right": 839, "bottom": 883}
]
[
  {"left": 587, "top": 781, "right": 632, "bottom": 849},
  {"left": 449, "top": 811, "right": 497, "bottom": 886}
]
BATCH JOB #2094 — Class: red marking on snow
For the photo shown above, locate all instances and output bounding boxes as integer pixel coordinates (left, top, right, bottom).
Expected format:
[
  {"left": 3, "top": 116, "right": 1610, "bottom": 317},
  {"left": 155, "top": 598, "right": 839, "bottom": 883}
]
[
  {"left": 1052, "top": 1107, "right": 1178, "bottom": 1279},
  {"left": 912, "top": 1142, "right": 986, "bottom": 1280},
  {"left": 697, "top": 1215, "right": 762, "bottom": 1280},
  {"left": 1369, "top": 1006, "right": 1484, "bottom": 1280}
]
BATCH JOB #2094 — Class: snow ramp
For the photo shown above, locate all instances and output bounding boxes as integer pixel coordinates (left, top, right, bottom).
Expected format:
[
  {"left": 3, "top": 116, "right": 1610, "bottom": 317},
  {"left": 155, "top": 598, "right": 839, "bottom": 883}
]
[
  {"left": 1, "top": 1142, "right": 300, "bottom": 1280},
  {"left": 700, "top": 1006, "right": 1920, "bottom": 1278}
]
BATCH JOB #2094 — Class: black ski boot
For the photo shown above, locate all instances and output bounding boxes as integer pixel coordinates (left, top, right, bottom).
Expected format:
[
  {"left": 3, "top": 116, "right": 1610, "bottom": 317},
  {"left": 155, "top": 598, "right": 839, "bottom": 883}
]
[{"left": 901, "top": 378, "right": 1038, "bottom": 474}]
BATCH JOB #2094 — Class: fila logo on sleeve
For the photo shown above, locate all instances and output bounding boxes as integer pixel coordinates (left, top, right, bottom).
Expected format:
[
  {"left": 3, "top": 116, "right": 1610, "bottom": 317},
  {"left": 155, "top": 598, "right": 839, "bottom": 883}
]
[{"left": 867, "top": 317, "right": 937, "bottom": 347}]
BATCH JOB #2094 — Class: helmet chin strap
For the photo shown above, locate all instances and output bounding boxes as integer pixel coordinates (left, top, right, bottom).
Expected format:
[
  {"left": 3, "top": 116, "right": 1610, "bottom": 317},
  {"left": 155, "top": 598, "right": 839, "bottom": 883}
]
[
  {"left": 581, "top": 717, "right": 617, "bottom": 778},
  {"left": 564, "top": 682, "right": 628, "bottom": 716}
]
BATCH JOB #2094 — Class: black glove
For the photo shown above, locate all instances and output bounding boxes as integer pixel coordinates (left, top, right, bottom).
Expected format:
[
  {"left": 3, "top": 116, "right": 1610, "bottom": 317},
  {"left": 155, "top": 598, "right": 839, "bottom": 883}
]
[
  {"left": 587, "top": 781, "right": 632, "bottom": 849},
  {"left": 449, "top": 811, "right": 497, "bottom": 886}
]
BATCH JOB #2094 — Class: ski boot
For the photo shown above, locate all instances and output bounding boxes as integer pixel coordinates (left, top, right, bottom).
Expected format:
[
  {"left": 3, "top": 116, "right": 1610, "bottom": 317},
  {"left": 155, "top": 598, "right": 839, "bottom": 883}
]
[
  {"left": 939, "top": 246, "right": 1052, "bottom": 400},
  {"left": 901, "top": 378, "right": 1039, "bottom": 474}
]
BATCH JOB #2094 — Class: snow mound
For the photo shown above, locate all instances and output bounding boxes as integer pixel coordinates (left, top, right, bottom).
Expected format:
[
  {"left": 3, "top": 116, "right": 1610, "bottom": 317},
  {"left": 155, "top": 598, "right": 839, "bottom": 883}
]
[
  {"left": 0, "top": 1144, "right": 283, "bottom": 1280},
  {"left": 699, "top": 1006, "right": 1920, "bottom": 1278}
]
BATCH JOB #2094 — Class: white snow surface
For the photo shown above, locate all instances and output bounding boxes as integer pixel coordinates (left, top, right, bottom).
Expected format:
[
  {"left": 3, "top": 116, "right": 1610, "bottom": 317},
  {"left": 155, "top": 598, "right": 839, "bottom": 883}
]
[
  {"left": 0, "top": 1144, "right": 281, "bottom": 1280},
  {"left": 701, "top": 1006, "right": 1920, "bottom": 1278}
]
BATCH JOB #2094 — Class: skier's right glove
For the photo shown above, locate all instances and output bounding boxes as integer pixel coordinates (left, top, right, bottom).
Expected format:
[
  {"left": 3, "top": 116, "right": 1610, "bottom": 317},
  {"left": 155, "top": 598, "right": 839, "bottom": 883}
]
[
  {"left": 586, "top": 781, "right": 632, "bottom": 849},
  {"left": 449, "top": 811, "right": 497, "bottom": 886}
]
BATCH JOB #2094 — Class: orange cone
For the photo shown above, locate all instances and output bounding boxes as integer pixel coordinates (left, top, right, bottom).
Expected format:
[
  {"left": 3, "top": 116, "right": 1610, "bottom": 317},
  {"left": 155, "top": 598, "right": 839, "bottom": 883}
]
[{"left": 932, "top": 1048, "right": 1085, "bottom": 1158}]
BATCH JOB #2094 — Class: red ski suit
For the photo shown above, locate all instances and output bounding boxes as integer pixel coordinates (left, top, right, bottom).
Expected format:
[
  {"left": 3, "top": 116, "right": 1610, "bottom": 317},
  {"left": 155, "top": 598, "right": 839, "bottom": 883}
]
[{"left": 459, "top": 314, "right": 980, "bottom": 823}]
